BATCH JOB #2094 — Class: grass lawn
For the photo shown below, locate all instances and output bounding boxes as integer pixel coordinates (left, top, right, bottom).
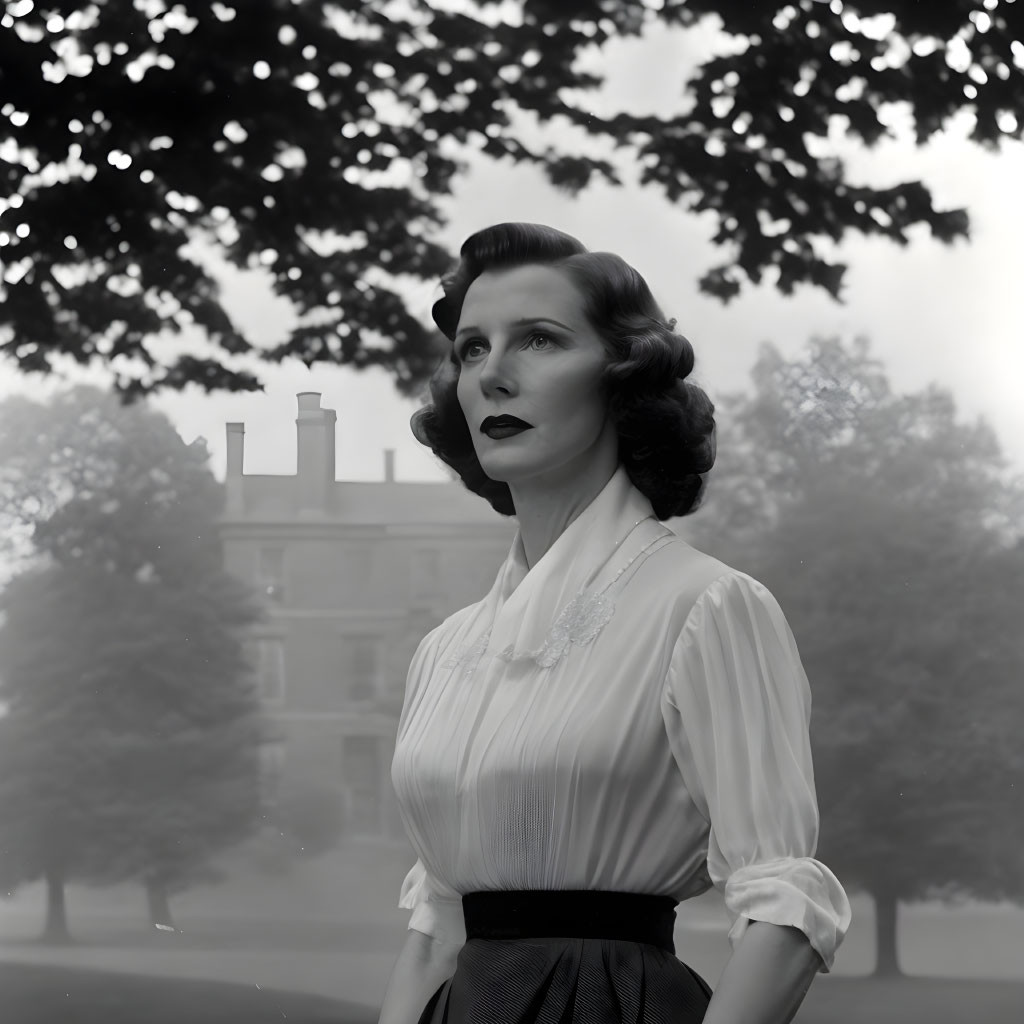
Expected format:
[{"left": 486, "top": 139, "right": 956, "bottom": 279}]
[
  {"left": 0, "top": 962, "right": 379, "bottom": 1024},
  {"left": 3, "top": 962, "right": 1022, "bottom": 1024},
  {"left": 796, "top": 975, "right": 1024, "bottom": 1024}
]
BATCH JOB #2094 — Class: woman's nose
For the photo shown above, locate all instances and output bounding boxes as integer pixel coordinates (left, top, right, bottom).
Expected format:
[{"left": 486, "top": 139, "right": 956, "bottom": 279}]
[{"left": 477, "top": 344, "right": 517, "bottom": 394}]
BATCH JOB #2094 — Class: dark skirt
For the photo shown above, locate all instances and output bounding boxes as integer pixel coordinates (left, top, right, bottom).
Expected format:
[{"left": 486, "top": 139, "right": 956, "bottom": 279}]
[{"left": 415, "top": 890, "right": 714, "bottom": 1024}]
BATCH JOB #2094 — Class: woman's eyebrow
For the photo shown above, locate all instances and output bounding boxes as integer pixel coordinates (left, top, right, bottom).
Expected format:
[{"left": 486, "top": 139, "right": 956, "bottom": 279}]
[{"left": 454, "top": 317, "right": 575, "bottom": 338}]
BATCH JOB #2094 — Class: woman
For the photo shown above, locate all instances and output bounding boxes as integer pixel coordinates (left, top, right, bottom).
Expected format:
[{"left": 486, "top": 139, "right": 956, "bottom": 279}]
[{"left": 378, "top": 223, "right": 851, "bottom": 1024}]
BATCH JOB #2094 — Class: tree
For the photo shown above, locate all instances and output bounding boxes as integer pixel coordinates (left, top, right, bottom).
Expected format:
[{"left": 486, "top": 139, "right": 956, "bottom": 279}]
[
  {"left": 1, "top": 1, "right": 1021, "bottom": 396},
  {"left": 0, "top": 386, "right": 267, "bottom": 940},
  {"left": 684, "top": 338, "right": 1024, "bottom": 975}
]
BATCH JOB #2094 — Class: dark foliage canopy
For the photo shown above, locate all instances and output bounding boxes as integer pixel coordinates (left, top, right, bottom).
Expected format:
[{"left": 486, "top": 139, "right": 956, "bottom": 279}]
[{"left": 1, "top": 0, "right": 1021, "bottom": 395}]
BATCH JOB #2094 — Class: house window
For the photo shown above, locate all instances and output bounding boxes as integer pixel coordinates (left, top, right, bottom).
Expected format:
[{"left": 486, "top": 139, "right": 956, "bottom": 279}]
[
  {"left": 254, "top": 638, "right": 286, "bottom": 702},
  {"left": 348, "top": 636, "right": 378, "bottom": 701},
  {"left": 256, "top": 545, "right": 286, "bottom": 603},
  {"left": 342, "top": 736, "right": 380, "bottom": 835},
  {"left": 410, "top": 548, "right": 440, "bottom": 602}
]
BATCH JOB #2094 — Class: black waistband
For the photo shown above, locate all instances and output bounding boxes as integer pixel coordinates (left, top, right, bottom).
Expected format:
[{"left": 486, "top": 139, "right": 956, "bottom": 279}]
[{"left": 462, "top": 890, "right": 678, "bottom": 954}]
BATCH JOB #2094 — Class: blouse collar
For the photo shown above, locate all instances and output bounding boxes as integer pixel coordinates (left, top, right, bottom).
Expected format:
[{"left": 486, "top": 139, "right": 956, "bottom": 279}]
[
  {"left": 501, "top": 463, "right": 654, "bottom": 595},
  {"left": 480, "top": 463, "right": 659, "bottom": 665}
]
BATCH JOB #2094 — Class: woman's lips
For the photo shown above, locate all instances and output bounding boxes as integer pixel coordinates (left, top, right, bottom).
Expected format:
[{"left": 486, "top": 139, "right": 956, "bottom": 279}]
[{"left": 483, "top": 425, "right": 532, "bottom": 439}]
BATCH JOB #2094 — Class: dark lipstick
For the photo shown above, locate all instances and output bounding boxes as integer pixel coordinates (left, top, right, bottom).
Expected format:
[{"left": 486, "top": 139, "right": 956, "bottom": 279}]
[{"left": 480, "top": 415, "right": 533, "bottom": 437}]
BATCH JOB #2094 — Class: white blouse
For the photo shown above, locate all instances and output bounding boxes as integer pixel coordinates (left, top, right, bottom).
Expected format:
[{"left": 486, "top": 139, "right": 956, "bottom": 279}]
[{"left": 391, "top": 464, "right": 851, "bottom": 971}]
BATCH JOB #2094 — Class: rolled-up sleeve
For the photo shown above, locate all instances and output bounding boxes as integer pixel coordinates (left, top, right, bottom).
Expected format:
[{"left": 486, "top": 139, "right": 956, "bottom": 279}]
[
  {"left": 398, "top": 857, "right": 466, "bottom": 948},
  {"left": 662, "top": 571, "right": 851, "bottom": 971}
]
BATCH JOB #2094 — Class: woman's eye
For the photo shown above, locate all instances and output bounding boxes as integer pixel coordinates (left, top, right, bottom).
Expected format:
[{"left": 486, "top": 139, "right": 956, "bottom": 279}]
[
  {"left": 459, "top": 340, "right": 486, "bottom": 360},
  {"left": 458, "top": 332, "right": 553, "bottom": 361}
]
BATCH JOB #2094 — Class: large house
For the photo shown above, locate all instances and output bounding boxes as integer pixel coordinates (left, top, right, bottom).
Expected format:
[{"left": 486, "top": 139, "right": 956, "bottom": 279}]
[{"left": 218, "top": 392, "right": 516, "bottom": 844}]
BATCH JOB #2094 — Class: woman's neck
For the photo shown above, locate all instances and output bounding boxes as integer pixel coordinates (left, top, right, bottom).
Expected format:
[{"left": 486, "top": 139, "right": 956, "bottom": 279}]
[{"left": 508, "top": 449, "right": 620, "bottom": 571}]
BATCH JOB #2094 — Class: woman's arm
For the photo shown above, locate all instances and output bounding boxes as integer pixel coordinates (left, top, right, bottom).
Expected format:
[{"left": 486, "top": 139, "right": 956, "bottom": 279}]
[
  {"left": 663, "top": 573, "right": 852, "bottom": 1001},
  {"left": 701, "top": 921, "right": 822, "bottom": 1024},
  {"left": 377, "top": 927, "right": 461, "bottom": 1024}
]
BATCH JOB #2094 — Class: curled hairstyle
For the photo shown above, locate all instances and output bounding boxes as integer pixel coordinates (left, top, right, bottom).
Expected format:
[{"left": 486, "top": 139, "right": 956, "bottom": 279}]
[{"left": 410, "top": 223, "right": 716, "bottom": 520}]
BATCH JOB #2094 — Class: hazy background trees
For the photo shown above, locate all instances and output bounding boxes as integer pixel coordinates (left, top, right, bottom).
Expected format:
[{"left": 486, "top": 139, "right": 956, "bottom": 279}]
[
  {"left": 0, "top": 387, "right": 267, "bottom": 939},
  {"left": 684, "top": 336, "right": 1024, "bottom": 974}
]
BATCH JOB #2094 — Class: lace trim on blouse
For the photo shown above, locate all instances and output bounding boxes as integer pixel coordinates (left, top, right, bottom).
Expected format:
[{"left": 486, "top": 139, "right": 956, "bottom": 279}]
[
  {"left": 442, "top": 525, "right": 672, "bottom": 676},
  {"left": 443, "top": 628, "right": 493, "bottom": 678}
]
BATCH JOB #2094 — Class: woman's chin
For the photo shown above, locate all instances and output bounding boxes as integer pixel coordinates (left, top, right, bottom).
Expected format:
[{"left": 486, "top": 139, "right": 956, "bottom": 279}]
[
  {"left": 478, "top": 461, "right": 522, "bottom": 484},
  {"left": 477, "top": 455, "right": 543, "bottom": 484}
]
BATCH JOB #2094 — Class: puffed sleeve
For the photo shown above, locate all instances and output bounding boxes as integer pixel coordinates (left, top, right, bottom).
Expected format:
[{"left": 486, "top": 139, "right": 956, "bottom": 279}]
[
  {"left": 662, "top": 571, "right": 852, "bottom": 972},
  {"left": 398, "top": 857, "right": 467, "bottom": 948}
]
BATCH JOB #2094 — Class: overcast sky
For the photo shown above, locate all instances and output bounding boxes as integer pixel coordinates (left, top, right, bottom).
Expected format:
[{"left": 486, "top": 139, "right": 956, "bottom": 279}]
[{"left": 2, "top": 19, "right": 1022, "bottom": 486}]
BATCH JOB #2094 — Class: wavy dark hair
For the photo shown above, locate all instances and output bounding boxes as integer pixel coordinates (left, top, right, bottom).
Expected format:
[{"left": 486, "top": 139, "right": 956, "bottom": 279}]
[{"left": 410, "top": 223, "right": 715, "bottom": 520}]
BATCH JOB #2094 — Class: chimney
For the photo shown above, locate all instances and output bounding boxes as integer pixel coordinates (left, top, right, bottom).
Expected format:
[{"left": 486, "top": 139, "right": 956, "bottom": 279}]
[
  {"left": 295, "top": 392, "right": 336, "bottom": 515},
  {"left": 225, "top": 422, "right": 245, "bottom": 515},
  {"left": 384, "top": 448, "right": 395, "bottom": 483}
]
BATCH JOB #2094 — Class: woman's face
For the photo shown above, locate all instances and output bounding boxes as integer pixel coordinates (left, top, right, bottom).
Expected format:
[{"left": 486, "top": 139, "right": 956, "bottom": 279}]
[{"left": 455, "top": 263, "right": 616, "bottom": 489}]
